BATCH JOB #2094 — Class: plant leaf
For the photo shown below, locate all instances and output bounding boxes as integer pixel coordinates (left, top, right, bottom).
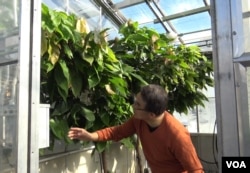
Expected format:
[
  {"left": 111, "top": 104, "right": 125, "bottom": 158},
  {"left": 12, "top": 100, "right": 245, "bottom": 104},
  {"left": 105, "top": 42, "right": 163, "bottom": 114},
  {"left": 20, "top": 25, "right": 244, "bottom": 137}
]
[
  {"left": 50, "top": 119, "right": 69, "bottom": 140},
  {"left": 54, "top": 61, "right": 70, "bottom": 100},
  {"left": 81, "top": 107, "right": 95, "bottom": 122},
  {"left": 69, "top": 69, "right": 82, "bottom": 97}
]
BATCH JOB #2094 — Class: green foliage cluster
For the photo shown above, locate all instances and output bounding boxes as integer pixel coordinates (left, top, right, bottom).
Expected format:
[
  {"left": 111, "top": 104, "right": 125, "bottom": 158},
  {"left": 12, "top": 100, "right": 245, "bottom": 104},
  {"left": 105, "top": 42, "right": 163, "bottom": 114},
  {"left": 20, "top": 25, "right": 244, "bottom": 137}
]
[
  {"left": 40, "top": 4, "right": 213, "bottom": 151},
  {"left": 113, "top": 21, "right": 213, "bottom": 113}
]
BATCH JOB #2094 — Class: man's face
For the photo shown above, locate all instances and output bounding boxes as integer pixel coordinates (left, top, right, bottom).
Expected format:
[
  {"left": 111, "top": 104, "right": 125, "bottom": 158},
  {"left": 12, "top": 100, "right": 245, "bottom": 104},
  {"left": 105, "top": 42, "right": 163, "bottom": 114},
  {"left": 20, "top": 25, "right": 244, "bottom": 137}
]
[{"left": 132, "top": 92, "right": 150, "bottom": 119}]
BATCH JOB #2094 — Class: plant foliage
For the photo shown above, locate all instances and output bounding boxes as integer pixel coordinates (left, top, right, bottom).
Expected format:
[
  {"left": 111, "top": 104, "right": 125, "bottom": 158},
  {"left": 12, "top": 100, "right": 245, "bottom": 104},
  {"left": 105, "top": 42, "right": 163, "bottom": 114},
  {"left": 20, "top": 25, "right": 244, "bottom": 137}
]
[{"left": 40, "top": 4, "right": 213, "bottom": 151}]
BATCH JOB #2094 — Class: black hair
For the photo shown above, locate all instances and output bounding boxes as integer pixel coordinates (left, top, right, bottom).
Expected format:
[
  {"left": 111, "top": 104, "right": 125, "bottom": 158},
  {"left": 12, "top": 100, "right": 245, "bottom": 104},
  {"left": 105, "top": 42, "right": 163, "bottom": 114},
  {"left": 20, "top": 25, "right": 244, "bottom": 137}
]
[{"left": 140, "top": 84, "right": 168, "bottom": 116}]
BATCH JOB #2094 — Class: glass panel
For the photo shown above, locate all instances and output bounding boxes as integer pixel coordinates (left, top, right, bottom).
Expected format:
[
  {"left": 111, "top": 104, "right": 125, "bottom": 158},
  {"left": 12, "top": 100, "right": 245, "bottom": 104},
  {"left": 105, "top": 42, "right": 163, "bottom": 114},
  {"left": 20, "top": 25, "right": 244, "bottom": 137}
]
[
  {"left": 88, "top": 14, "right": 119, "bottom": 40},
  {"left": 113, "top": 0, "right": 212, "bottom": 46},
  {"left": 198, "top": 98, "right": 216, "bottom": 133},
  {"left": 0, "top": 0, "right": 19, "bottom": 32},
  {"left": 119, "top": 3, "right": 155, "bottom": 24},
  {"left": 159, "top": 0, "right": 205, "bottom": 16},
  {"left": 174, "top": 86, "right": 216, "bottom": 133},
  {"left": 173, "top": 110, "right": 198, "bottom": 133},
  {"left": 140, "top": 22, "right": 166, "bottom": 34},
  {"left": 101, "top": 15, "right": 119, "bottom": 40},
  {"left": 68, "top": 0, "right": 100, "bottom": 29},
  {"left": 0, "top": 0, "right": 19, "bottom": 172},
  {"left": 181, "top": 30, "right": 211, "bottom": 44},
  {"left": 170, "top": 12, "right": 211, "bottom": 34},
  {"left": 0, "top": 29, "right": 19, "bottom": 64},
  {"left": 43, "top": 0, "right": 119, "bottom": 40},
  {"left": 179, "top": 29, "right": 212, "bottom": 52},
  {"left": 0, "top": 65, "right": 18, "bottom": 173},
  {"left": 43, "top": 0, "right": 67, "bottom": 10},
  {"left": 112, "top": 0, "right": 123, "bottom": 3},
  {"left": 242, "top": 0, "right": 250, "bottom": 53}
]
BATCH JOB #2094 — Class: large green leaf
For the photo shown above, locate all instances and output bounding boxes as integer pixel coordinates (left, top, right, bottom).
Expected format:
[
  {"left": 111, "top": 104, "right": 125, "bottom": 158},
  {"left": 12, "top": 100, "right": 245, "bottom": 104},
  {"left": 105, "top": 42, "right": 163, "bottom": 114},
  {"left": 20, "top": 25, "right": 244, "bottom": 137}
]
[
  {"left": 82, "top": 55, "right": 94, "bottom": 65},
  {"left": 127, "top": 33, "right": 148, "bottom": 43},
  {"left": 130, "top": 73, "right": 148, "bottom": 85},
  {"left": 51, "top": 101, "right": 69, "bottom": 116},
  {"left": 57, "top": 87, "right": 68, "bottom": 102},
  {"left": 59, "top": 23, "right": 75, "bottom": 41},
  {"left": 54, "top": 61, "right": 70, "bottom": 100},
  {"left": 63, "top": 43, "right": 73, "bottom": 58},
  {"left": 50, "top": 119, "right": 69, "bottom": 140},
  {"left": 81, "top": 107, "right": 95, "bottom": 122},
  {"left": 41, "top": 30, "right": 48, "bottom": 56},
  {"left": 105, "top": 46, "right": 118, "bottom": 62},
  {"left": 49, "top": 9, "right": 62, "bottom": 28},
  {"left": 88, "top": 70, "right": 100, "bottom": 88},
  {"left": 69, "top": 68, "right": 83, "bottom": 97},
  {"left": 100, "top": 112, "right": 110, "bottom": 126}
]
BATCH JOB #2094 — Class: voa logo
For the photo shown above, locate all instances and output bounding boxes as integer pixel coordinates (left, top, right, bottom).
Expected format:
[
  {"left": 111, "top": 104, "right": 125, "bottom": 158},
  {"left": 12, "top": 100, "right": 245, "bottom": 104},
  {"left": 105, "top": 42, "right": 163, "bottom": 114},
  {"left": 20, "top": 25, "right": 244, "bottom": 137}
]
[{"left": 226, "top": 161, "right": 247, "bottom": 168}]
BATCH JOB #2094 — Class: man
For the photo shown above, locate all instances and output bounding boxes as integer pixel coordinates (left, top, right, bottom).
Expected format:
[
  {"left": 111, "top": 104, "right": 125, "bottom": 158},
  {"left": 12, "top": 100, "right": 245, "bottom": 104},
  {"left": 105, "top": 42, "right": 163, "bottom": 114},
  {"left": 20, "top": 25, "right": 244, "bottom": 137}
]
[{"left": 68, "top": 84, "right": 204, "bottom": 173}]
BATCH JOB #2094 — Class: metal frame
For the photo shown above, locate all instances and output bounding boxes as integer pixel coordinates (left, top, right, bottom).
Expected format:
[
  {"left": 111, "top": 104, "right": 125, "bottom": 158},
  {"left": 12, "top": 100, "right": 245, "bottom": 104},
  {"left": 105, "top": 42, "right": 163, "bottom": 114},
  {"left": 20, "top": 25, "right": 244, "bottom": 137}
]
[
  {"left": 92, "top": 0, "right": 127, "bottom": 26},
  {"left": 9, "top": 1, "right": 250, "bottom": 172},
  {"left": 17, "top": 0, "right": 32, "bottom": 172},
  {"left": 154, "top": 6, "right": 210, "bottom": 22},
  {"left": 29, "top": 0, "right": 42, "bottom": 172},
  {"left": 211, "top": 0, "right": 250, "bottom": 172},
  {"left": 17, "top": 0, "right": 41, "bottom": 172},
  {"left": 234, "top": 52, "right": 250, "bottom": 66}
]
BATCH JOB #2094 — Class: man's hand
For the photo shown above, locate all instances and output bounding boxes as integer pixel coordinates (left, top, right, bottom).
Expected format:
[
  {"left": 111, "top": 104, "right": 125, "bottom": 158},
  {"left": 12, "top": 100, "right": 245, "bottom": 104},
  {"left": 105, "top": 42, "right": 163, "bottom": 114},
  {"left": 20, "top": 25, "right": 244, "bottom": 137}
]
[{"left": 68, "top": 127, "right": 98, "bottom": 141}]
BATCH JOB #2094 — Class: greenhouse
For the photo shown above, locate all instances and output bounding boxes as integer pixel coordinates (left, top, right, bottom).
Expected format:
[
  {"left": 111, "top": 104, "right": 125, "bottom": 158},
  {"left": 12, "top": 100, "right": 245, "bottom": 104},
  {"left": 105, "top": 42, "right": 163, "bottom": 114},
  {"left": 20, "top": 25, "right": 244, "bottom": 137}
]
[{"left": 0, "top": 0, "right": 250, "bottom": 173}]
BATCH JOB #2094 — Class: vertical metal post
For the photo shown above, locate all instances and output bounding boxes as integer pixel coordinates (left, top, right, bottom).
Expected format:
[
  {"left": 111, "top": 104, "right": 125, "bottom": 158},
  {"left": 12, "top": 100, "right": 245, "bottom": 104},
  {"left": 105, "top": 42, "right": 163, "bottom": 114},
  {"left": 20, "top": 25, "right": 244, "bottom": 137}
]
[
  {"left": 234, "top": 63, "right": 250, "bottom": 156},
  {"left": 17, "top": 0, "right": 41, "bottom": 172},
  {"left": 17, "top": 0, "right": 32, "bottom": 172},
  {"left": 29, "top": 0, "right": 41, "bottom": 172},
  {"left": 211, "top": 0, "right": 248, "bottom": 172},
  {"left": 211, "top": 0, "right": 240, "bottom": 155}
]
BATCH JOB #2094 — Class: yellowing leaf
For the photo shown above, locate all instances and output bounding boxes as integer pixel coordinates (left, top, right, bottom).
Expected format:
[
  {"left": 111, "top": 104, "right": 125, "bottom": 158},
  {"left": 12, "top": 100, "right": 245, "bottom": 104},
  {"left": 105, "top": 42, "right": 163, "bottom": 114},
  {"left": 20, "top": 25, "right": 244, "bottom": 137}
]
[
  {"left": 48, "top": 44, "right": 60, "bottom": 65},
  {"left": 41, "top": 30, "right": 48, "bottom": 56},
  {"left": 76, "top": 18, "right": 90, "bottom": 34},
  {"left": 105, "top": 84, "right": 115, "bottom": 95},
  {"left": 151, "top": 34, "right": 159, "bottom": 43}
]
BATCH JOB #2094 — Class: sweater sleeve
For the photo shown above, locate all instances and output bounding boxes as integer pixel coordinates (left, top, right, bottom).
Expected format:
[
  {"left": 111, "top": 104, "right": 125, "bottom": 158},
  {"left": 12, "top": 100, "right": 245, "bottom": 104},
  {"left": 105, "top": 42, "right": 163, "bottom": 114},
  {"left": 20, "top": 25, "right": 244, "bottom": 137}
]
[
  {"left": 96, "top": 117, "right": 137, "bottom": 142},
  {"left": 172, "top": 130, "right": 204, "bottom": 173}
]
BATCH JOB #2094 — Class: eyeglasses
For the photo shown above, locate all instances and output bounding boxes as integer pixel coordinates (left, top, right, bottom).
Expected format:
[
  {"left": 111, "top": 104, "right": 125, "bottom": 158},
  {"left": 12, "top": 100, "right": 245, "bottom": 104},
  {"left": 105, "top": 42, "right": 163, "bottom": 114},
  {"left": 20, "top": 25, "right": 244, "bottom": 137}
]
[
  {"left": 130, "top": 94, "right": 148, "bottom": 112},
  {"left": 133, "top": 101, "right": 147, "bottom": 111},
  {"left": 134, "top": 108, "right": 147, "bottom": 111}
]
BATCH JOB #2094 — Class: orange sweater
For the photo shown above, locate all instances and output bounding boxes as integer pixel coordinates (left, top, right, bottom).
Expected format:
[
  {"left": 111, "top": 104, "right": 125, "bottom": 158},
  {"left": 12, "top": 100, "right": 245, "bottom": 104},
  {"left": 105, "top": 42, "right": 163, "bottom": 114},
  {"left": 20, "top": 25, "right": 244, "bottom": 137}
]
[{"left": 96, "top": 111, "right": 204, "bottom": 173}]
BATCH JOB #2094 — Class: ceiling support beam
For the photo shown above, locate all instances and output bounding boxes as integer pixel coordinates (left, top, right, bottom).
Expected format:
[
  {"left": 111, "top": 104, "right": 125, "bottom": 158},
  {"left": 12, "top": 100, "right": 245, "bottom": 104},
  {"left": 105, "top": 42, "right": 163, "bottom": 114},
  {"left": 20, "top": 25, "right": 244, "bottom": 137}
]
[
  {"left": 92, "top": 0, "right": 127, "bottom": 26},
  {"left": 154, "top": 6, "right": 210, "bottom": 23},
  {"left": 113, "top": 0, "right": 144, "bottom": 9},
  {"left": 144, "top": 0, "right": 169, "bottom": 33}
]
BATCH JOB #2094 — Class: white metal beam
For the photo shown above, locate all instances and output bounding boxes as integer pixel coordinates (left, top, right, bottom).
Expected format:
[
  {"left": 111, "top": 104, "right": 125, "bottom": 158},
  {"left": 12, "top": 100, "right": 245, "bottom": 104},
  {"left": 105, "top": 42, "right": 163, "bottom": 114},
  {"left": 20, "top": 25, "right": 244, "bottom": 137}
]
[
  {"left": 113, "top": 0, "right": 144, "bottom": 9},
  {"left": 17, "top": 0, "right": 32, "bottom": 172},
  {"left": 154, "top": 6, "right": 210, "bottom": 22}
]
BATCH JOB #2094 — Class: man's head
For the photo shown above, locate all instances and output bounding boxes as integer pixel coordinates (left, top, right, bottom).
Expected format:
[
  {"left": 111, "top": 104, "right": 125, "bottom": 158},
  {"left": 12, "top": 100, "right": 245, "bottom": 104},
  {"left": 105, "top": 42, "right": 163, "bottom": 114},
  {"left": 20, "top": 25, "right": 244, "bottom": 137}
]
[{"left": 133, "top": 84, "right": 168, "bottom": 117}]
